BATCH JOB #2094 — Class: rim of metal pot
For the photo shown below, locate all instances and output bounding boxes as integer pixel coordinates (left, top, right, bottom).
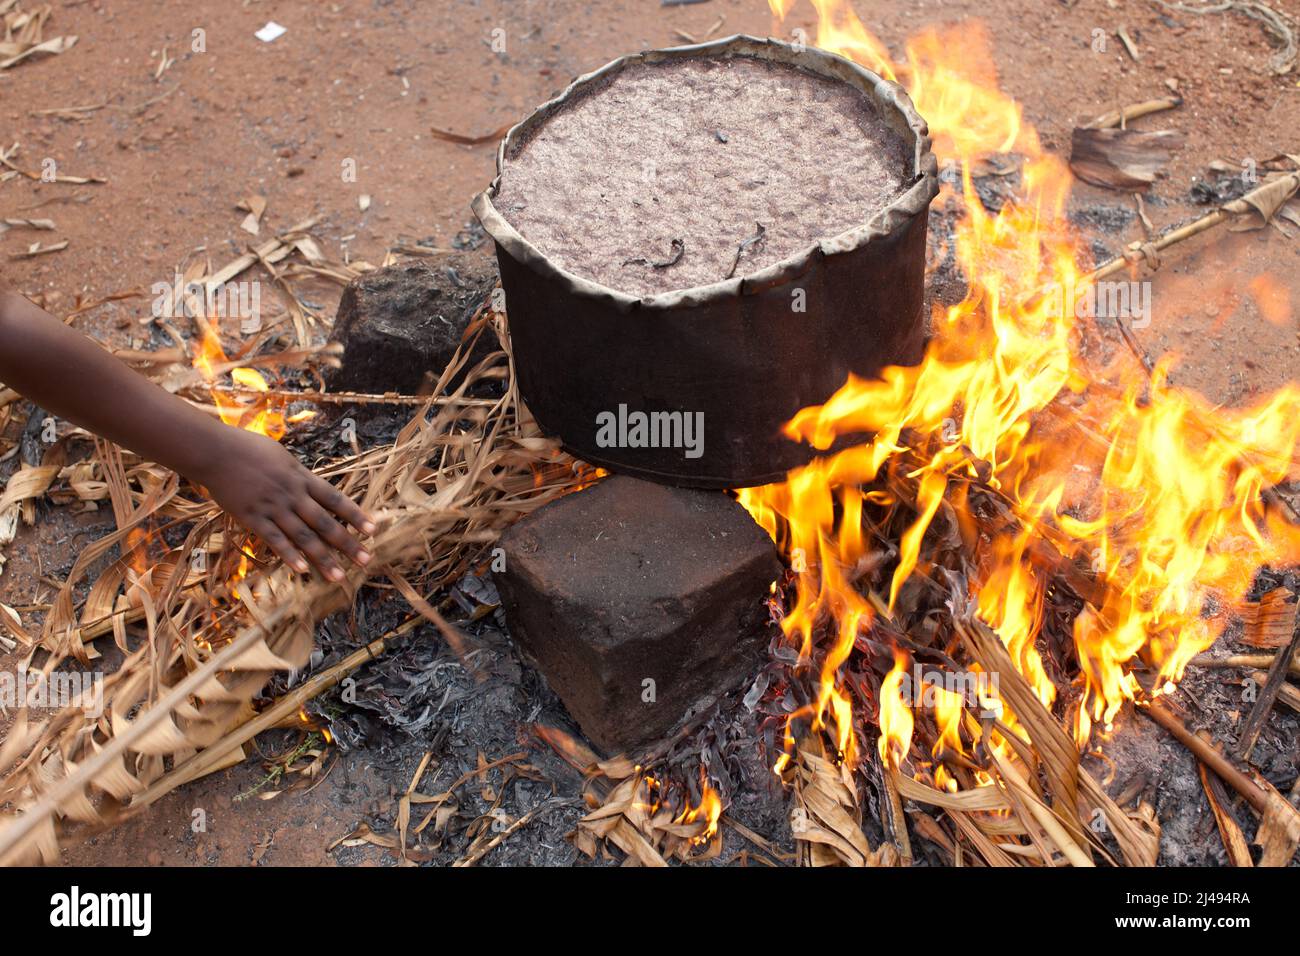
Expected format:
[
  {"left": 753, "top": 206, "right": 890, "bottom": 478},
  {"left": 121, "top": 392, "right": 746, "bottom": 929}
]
[{"left": 471, "top": 34, "right": 939, "bottom": 313}]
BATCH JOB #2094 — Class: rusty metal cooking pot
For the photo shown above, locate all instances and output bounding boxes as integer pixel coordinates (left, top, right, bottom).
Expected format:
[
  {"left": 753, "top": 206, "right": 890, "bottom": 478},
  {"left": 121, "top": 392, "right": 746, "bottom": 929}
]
[{"left": 472, "top": 35, "right": 937, "bottom": 489}]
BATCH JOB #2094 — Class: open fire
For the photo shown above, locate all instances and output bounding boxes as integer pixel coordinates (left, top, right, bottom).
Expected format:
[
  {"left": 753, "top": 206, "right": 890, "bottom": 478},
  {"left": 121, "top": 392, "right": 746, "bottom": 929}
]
[
  {"left": 3, "top": 0, "right": 1298, "bottom": 874},
  {"left": 743, "top": 0, "right": 1300, "bottom": 794},
  {"left": 192, "top": 313, "right": 314, "bottom": 443}
]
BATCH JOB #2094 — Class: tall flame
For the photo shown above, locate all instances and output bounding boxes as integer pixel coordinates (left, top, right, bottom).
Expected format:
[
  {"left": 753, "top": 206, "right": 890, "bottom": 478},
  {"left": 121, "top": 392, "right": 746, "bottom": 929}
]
[
  {"left": 754, "top": 0, "right": 1300, "bottom": 768},
  {"left": 878, "top": 650, "right": 914, "bottom": 770}
]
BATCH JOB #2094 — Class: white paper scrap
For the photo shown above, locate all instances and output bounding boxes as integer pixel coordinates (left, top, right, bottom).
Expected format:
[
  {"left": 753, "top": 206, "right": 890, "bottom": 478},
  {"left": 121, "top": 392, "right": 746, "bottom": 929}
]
[{"left": 255, "top": 22, "right": 287, "bottom": 43}]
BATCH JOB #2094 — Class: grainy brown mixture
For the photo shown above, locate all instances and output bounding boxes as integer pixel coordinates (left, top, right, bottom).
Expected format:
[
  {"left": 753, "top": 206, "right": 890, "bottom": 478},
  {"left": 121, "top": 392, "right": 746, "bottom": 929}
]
[{"left": 495, "top": 55, "right": 912, "bottom": 297}]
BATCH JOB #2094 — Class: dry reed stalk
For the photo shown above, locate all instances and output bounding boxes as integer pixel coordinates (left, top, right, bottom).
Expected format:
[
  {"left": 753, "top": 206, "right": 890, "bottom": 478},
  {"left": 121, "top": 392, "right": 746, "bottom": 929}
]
[
  {"left": 1085, "top": 96, "right": 1182, "bottom": 130},
  {"left": 1197, "top": 742, "right": 1254, "bottom": 867},
  {"left": 1142, "top": 700, "right": 1269, "bottom": 814},
  {"left": 1087, "top": 170, "right": 1300, "bottom": 283},
  {"left": 132, "top": 612, "right": 427, "bottom": 807},
  {"left": 1190, "top": 651, "right": 1300, "bottom": 678}
]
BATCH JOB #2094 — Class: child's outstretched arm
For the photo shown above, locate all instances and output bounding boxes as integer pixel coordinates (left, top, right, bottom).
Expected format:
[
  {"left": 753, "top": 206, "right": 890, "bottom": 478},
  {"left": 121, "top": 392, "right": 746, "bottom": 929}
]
[{"left": 0, "top": 290, "right": 374, "bottom": 580}]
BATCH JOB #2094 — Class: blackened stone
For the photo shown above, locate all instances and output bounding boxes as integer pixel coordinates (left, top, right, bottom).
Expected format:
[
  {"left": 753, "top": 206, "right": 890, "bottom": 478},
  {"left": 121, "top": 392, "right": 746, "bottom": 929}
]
[
  {"left": 325, "top": 251, "right": 498, "bottom": 394},
  {"left": 494, "top": 475, "right": 781, "bottom": 754}
]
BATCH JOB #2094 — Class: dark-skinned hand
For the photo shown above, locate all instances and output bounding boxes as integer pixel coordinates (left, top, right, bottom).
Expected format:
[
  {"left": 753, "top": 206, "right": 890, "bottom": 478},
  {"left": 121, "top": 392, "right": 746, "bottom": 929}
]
[
  {"left": 0, "top": 289, "right": 376, "bottom": 581},
  {"left": 193, "top": 426, "right": 376, "bottom": 581}
]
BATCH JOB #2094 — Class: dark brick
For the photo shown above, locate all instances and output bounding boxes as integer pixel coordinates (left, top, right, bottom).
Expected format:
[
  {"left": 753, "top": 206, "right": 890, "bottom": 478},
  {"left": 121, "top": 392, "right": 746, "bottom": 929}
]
[
  {"left": 325, "top": 251, "right": 497, "bottom": 395},
  {"left": 495, "top": 475, "right": 781, "bottom": 754}
]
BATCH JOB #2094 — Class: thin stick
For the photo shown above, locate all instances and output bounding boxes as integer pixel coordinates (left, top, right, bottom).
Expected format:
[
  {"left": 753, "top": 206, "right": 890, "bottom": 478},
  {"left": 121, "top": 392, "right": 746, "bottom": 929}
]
[
  {"left": 29, "top": 102, "right": 107, "bottom": 117},
  {"left": 1115, "top": 317, "right": 1154, "bottom": 372},
  {"left": 1190, "top": 651, "right": 1300, "bottom": 679},
  {"left": 1116, "top": 26, "right": 1141, "bottom": 62},
  {"left": 208, "top": 385, "right": 497, "bottom": 408},
  {"left": 1085, "top": 169, "right": 1300, "bottom": 284},
  {"left": 1086, "top": 210, "right": 1228, "bottom": 283},
  {"left": 452, "top": 798, "right": 562, "bottom": 867},
  {"left": 883, "top": 766, "right": 914, "bottom": 864},
  {"left": 1197, "top": 750, "right": 1253, "bottom": 866},
  {"left": 1143, "top": 700, "right": 1268, "bottom": 814},
  {"left": 724, "top": 816, "right": 792, "bottom": 863},
  {"left": 1086, "top": 96, "right": 1182, "bottom": 130},
  {"left": 9, "top": 241, "right": 68, "bottom": 260},
  {"left": 205, "top": 218, "right": 318, "bottom": 290},
  {"left": 0, "top": 153, "right": 105, "bottom": 185},
  {"left": 1235, "top": 623, "right": 1300, "bottom": 759},
  {"left": 131, "top": 612, "right": 426, "bottom": 807},
  {"left": 1248, "top": 671, "right": 1300, "bottom": 714}
]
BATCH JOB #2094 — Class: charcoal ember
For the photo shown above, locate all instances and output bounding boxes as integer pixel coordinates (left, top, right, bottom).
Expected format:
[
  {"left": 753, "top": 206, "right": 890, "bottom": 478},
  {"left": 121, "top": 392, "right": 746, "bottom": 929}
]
[
  {"left": 1190, "top": 175, "right": 1250, "bottom": 205},
  {"left": 1248, "top": 567, "right": 1299, "bottom": 600},
  {"left": 325, "top": 251, "right": 498, "bottom": 395},
  {"left": 456, "top": 571, "right": 500, "bottom": 608},
  {"left": 321, "top": 629, "right": 469, "bottom": 749},
  {"left": 1069, "top": 203, "right": 1136, "bottom": 235},
  {"left": 494, "top": 475, "right": 782, "bottom": 754}
]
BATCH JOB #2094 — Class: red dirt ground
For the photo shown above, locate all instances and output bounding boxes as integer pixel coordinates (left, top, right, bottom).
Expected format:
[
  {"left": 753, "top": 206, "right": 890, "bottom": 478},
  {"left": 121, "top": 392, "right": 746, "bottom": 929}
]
[{"left": 1, "top": 0, "right": 1297, "bottom": 865}]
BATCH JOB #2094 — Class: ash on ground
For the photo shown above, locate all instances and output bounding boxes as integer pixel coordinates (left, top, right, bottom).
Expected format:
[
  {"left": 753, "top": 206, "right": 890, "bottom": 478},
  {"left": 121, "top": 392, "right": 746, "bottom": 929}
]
[{"left": 276, "top": 572, "right": 789, "bottom": 866}]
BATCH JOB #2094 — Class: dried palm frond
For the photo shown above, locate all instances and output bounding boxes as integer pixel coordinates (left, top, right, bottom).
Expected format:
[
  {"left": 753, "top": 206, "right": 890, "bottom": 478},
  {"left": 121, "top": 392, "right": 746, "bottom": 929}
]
[
  {"left": 572, "top": 762, "right": 724, "bottom": 866},
  {"left": 0, "top": 2, "right": 77, "bottom": 71},
  {"left": 788, "top": 740, "right": 897, "bottom": 867},
  {"left": 0, "top": 306, "right": 587, "bottom": 864}
]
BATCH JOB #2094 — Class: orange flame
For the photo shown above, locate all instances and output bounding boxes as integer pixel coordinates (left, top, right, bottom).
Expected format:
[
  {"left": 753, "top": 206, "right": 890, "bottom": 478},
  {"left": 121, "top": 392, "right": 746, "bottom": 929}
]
[
  {"left": 192, "top": 314, "right": 313, "bottom": 441},
  {"left": 751, "top": 0, "right": 1300, "bottom": 773},
  {"left": 188, "top": 302, "right": 315, "bottom": 604},
  {"left": 674, "top": 769, "right": 724, "bottom": 844},
  {"left": 877, "top": 650, "right": 914, "bottom": 771},
  {"left": 124, "top": 526, "right": 154, "bottom": 578}
]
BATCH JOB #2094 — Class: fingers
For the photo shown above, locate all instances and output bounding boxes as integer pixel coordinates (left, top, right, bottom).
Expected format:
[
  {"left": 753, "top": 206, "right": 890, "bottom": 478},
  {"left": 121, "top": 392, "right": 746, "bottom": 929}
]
[
  {"left": 276, "top": 510, "right": 348, "bottom": 582},
  {"left": 240, "top": 467, "right": 375, "bottom": 583},
  {"left": 296, "top": 497, "right": 371, "bottom": 569},
  {"left": 251, "top": 518, "right": 310, "bottom": 575},
  {"left": 307, "top": 476, "right": 376, "bottom": 535}
]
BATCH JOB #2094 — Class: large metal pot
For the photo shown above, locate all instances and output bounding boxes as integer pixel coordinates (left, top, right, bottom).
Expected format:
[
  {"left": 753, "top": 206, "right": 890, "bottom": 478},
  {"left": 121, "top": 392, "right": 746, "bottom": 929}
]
[{"left": 473, "top": 35, "right": 937, "bottom": 488}]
